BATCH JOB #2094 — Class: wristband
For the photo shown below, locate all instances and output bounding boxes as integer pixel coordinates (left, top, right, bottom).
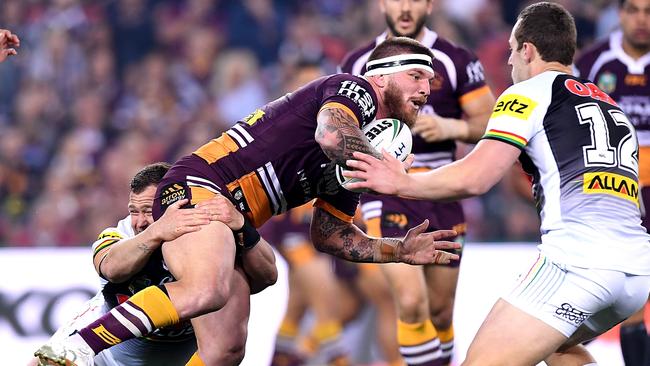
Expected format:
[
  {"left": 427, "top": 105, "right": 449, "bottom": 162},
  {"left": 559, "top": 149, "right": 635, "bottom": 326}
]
[
  {"left": 233, "top": 217, "right": 260, "bottom": 250},
  {"left": 373, "top": 239, "right": 400, "bottom": 262}
]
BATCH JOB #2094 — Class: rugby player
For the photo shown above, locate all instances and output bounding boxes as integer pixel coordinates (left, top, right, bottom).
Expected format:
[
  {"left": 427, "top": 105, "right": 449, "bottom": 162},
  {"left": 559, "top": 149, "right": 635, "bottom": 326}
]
[
  {"left": 575, "top": 1, "right": 650, "bottom": 363},
  {"left": 345, "top": 3, "right": 650, "bottom": 365},
  {"left": 339, "top": 0, "right": 495, "bottom": 364},
  {"left": 36, "top": 37, "right": 461, "bottom": 366}
]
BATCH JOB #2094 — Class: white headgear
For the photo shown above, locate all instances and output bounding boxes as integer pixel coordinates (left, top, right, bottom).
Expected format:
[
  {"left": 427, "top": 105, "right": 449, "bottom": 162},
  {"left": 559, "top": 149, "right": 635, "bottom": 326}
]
[{"left": 364, "top": 54, "right": 434, "bottom": 76}]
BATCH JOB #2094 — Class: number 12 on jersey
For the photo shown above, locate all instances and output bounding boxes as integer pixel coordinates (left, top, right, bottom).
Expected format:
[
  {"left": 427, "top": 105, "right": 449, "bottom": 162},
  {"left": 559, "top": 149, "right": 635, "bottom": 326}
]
[{"left": 576, "top": 102, "right": 639, "bottom": 176}]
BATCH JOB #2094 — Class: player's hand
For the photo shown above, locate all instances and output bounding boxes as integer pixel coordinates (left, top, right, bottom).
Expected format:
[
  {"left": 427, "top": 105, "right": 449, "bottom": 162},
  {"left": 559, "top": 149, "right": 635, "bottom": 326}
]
[
  {"left": 151, "top": 199, "right": 211, "bottom": 242},
  {"left": 195, "top": 195, "right": 245, "bottom": 231},
  {"left": 397, "top": 220, "right": 460, "bottom": 265},
  {"left": 344, "top": 150, "right": 409, "bottom": 195},
  {"left": 0, "top": 29, "right": 20, "bottom": 62},
  {"left": 412, "top": 114, "right": 466, "bottom": 142}
]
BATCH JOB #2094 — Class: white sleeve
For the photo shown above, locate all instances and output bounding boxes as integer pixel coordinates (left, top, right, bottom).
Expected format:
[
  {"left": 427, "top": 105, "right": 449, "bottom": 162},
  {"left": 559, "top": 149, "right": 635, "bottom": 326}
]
[
  {"left": 91, "top": 226, "right": 128, "bottom": 256},
  {"left": 482, "top": 82, "right": 544, "bottom": 150}
]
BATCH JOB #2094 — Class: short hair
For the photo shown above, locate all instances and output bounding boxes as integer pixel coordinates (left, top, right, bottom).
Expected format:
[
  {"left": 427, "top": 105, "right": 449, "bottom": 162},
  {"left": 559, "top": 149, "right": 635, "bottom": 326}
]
[
  {"left": 130, "top": 162, "right": 171, "bottom": 194},
  {"left": 515, "top": 2, "right": 576, "bottom": 66},
  {"left": 367, "top": 37, "right": 434, "bottom": 63}
]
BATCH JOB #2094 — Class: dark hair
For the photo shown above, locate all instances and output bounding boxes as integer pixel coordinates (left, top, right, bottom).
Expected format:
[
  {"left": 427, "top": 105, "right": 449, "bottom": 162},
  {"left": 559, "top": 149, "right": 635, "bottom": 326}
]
[
  {"left": 515, "top": 2, "right": 576, "bottom": 65},
  {"left": 130, "top": 162, "right": 171, "bottom": 194},
  {"left": 367, "top": 36, "right": 435, "bottom": 63}
]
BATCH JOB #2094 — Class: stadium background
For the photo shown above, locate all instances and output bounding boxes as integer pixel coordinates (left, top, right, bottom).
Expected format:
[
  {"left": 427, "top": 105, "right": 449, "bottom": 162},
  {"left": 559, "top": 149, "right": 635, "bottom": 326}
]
[{"left": 0, "top": 0, "right": 643, "bottom": 365}]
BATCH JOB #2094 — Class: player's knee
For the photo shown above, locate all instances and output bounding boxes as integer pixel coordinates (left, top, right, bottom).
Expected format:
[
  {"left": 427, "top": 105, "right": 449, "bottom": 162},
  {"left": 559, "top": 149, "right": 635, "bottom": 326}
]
[
  {"left": 223, "top": 346, "right": 246, "bottom": 366},
  {"left": 199, "top": 331, "right": 247, "bottom": 366},
  {"left": 430, "top": 304, "right": 454, "bottom": 329},
  {"left": 201, "top": 347, "right": 245, "bottom": 366},
  {"left": 193, "top": 282, "right": 231, "bottom": 313},
  {"left": 396, "top": 292, "right": 429, "bottom": 322}
]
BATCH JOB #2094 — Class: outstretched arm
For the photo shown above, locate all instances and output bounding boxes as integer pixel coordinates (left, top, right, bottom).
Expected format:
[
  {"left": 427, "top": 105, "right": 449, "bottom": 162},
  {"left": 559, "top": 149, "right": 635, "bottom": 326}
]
[
  {"left": 310, "top": 206, "right": 460, "bottom": 265},
  {"left": 345, "top": 139, "right": 521, "bottom": 200},
  {"left": 315, "top": 106, "right": 381, "bottom": 167}
]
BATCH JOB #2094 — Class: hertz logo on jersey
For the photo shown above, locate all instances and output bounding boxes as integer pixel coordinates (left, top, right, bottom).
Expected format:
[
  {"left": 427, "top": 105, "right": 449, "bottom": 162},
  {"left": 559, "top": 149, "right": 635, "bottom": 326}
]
[
  {"left": 583, "top": 172, "right": 639, "bottom": 205},
  {"left": 491, "top": 94, "right": 538, "bottom": 120}
]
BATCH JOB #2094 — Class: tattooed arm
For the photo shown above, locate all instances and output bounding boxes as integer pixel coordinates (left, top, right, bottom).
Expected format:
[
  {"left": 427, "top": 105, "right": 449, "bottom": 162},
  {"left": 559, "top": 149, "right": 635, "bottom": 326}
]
[
  {"left": 94, "top": 199, "right": 212, "bottom": 283},
  {"left": 310, "top": 206, "right": 461, "bottom": 265},
  {"left": 315, "top": 106, "right": 382, "bottom": 167}
]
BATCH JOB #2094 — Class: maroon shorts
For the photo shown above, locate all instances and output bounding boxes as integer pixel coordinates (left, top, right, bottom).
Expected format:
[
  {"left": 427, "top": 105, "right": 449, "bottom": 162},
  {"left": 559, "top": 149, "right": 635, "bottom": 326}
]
[
  {"left": 360, "top": 193, "right": 466, "bottom": 267},
  {"left": 152, "top": 155, "right": 233, "bottom": 220}
]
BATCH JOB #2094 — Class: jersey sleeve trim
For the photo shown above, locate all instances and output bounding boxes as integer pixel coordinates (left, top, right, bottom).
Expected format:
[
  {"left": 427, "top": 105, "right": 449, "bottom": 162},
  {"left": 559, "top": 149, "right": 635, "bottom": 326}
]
[
  {"left": 319, "top": 102, "right": 360, "bottom": 127},
  {"left": 92, "top": 238, "right": 120, "bottom": 258},
  {"left": 482, "top": 129, "right": 527, "bottom": 149},
  {"left": 459, "top": 85, "right": 492, "bottom": 106},
  {"left": 313, "top": 199, "right": 354, "bottom": 223}
]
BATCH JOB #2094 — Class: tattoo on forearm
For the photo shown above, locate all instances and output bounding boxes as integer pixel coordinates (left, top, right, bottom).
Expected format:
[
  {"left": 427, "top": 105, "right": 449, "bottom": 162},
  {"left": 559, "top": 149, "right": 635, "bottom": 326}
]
[
  {"left": 311, "top": 208, "right": 398, "bottom": 263},
  {"left": 316, "top": 108, "right": 382, "bottom": 166},
  {"left": 136, "top": 242, "right": 152, "bottom": 254}
]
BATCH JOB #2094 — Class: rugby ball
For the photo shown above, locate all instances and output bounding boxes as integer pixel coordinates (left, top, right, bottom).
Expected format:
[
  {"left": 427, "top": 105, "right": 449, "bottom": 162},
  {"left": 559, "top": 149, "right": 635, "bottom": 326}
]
[{"left": 336, "top": 118, "right": 412, "bottom": 192}]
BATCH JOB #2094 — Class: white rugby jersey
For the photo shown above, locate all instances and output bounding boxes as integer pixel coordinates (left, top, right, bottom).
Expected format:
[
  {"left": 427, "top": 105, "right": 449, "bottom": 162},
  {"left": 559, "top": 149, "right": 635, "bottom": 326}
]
[
  {"left": 91, "top": 216, "right": 134, "bottom": 288},
  {"left": 575, "top": 31, "right": 650, "bottom": 185},
  {"left": 483, "top": 71, "right": 650, "bottom": 274}
]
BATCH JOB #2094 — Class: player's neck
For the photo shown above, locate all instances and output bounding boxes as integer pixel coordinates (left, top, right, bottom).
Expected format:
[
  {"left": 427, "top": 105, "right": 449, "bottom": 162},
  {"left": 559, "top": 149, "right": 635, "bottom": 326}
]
[
  {"left": 532, "top": 62, "right": 571, "bottom": 77},
  {"left": 622, "top": 39, "right": 650, "bottom": 60}
]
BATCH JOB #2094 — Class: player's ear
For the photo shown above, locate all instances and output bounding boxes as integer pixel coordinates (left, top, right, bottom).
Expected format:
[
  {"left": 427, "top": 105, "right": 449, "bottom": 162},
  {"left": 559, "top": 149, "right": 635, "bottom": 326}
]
[
  {"left": 522, "top": 42, "right": 536, "bottom": 64},
  {"left": 372, "top": 74, "right": 387, "bottom": 88}
]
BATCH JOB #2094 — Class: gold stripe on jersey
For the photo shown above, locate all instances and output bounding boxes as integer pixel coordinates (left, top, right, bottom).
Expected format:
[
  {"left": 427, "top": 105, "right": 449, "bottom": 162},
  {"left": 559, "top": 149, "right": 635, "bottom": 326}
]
[
  {"left": 639, "top": 147, "right": 650, "bottom": 186},
  {"left": 227, "top": 172, "right": 273, "bottom": 228},
  {"left": 459, "top": 85, "right": 492, "bottom": 106},
  {"left": 314, "top": 199, "right": 354, "bottom": 223},
  {"left": 193, "top": 133, "right": 240, "bottom": 164},
  {"left": 319, "top": 102, "right": 359, "bottom": 126},
  {"left": 189, "top": 186, "right": 217, "bottom": 205}
]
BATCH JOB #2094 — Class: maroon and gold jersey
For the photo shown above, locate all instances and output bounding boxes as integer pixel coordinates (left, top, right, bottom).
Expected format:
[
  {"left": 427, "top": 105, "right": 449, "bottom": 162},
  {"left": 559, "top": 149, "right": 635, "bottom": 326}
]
[
  {"left": 339, "top": 28, "right": 488, "bottom": 245},
  {"left": 160, "top": 74, "right": 378, "bottom": 227},
  {"left": 339, "top": 28, "right": 490, "bottom": 169}
]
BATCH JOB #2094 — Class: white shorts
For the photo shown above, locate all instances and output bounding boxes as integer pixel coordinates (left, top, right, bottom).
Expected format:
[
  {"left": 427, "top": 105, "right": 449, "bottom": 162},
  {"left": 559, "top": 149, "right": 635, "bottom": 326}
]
[
  {"left": 50, "top": 293, "right": 196, "bottom": 366},
  {"left": 503, "top": 254, "right": 650, "bottom": 337}
]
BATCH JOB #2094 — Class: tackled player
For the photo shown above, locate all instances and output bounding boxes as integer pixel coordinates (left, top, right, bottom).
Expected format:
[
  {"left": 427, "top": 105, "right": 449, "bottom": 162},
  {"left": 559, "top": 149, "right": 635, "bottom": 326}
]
[{"left": 36, "top": 37, "right": 461, "bottom": 366}]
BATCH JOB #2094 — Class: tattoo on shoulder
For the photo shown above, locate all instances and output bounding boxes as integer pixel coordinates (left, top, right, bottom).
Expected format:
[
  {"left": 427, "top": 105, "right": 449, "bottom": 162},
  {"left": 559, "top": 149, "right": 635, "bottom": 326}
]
[
  {"left": 316, "top": 108, "right": 380, "bottom": 166},
  {"left": 311, "top": 207, "right": 375, "bottom": 262}
]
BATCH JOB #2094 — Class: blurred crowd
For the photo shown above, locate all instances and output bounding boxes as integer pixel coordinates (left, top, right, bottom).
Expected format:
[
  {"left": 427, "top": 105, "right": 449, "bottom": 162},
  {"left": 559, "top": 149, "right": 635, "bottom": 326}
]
[{"left": 0, "top": 0, "right": 622, "bottom": 246}]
